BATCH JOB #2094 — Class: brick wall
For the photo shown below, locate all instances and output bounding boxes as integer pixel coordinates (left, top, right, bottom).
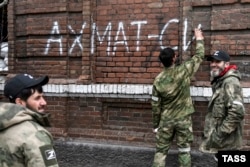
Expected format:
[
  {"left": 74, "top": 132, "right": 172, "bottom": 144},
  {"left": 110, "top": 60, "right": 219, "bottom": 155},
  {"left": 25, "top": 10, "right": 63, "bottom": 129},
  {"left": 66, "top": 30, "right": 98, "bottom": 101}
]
[
  {"left": 1, "top": 0, "right": 249, "bottom": 149},
  {"left": 7, "top": 0, "right": 250, "bottom": 83}
]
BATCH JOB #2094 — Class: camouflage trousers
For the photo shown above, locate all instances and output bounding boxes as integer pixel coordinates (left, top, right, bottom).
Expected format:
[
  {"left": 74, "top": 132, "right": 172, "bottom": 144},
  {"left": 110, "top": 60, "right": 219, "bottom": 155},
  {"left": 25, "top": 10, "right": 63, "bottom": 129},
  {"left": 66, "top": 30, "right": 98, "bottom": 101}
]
[{"left": 152, "top": 116, "right": 193, "bottom": 167}]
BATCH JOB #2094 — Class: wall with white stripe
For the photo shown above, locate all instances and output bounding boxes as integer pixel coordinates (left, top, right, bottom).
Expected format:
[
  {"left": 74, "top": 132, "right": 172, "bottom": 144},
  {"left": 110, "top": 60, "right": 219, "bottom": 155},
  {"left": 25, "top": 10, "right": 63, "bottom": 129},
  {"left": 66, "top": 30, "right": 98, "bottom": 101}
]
[{"left": 1, "top": 77, "right": 249, "bottom": 103}]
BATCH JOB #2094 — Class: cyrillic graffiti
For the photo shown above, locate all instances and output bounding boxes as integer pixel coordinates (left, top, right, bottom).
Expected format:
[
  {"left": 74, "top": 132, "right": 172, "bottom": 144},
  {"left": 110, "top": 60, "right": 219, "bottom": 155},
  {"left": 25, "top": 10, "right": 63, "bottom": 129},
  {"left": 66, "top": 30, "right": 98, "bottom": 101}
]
[
  {"left": 44, "top": 18, "right": 197, "bottom": 55},
  {"left": 68, "top": 23, "right": 86, "bottom": 54}
]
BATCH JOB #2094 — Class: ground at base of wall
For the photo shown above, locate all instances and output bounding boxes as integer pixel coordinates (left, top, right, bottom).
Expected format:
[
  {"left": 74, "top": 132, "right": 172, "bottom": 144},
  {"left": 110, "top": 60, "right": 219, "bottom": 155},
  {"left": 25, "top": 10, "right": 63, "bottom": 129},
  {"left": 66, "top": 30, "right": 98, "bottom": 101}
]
[{"left": 54, "top": 140, "right": 217, "bottom": 167}]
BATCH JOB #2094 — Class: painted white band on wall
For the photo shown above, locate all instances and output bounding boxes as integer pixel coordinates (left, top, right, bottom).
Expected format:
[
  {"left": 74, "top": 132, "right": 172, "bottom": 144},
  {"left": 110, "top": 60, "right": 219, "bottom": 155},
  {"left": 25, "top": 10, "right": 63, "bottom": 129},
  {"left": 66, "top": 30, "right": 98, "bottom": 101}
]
[{"left": 0, "top": 82, "right": 250, "bottom": 103}]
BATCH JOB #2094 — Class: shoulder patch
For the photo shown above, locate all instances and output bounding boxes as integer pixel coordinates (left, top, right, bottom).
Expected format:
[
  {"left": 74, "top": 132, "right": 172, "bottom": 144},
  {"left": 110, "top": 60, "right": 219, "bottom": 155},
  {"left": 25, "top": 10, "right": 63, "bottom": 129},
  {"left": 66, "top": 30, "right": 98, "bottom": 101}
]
[{"left": 40, "top": 145, "right": 58, "bottom": 166}]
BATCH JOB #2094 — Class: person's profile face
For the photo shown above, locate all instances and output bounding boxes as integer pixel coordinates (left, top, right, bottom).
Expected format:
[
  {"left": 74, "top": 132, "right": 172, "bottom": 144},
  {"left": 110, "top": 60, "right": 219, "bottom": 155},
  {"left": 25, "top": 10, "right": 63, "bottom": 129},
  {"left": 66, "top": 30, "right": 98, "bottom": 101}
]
[{"left": 25, "top": 90, "right": 47, "bottom": 114}]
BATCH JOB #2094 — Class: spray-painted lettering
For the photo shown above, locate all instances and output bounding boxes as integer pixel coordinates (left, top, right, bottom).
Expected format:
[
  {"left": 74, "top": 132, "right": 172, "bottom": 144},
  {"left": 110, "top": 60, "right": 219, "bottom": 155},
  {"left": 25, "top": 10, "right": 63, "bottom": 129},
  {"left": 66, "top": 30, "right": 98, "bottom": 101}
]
[{"left": 44, "top": 18, "right": 197, "bottom": 55}]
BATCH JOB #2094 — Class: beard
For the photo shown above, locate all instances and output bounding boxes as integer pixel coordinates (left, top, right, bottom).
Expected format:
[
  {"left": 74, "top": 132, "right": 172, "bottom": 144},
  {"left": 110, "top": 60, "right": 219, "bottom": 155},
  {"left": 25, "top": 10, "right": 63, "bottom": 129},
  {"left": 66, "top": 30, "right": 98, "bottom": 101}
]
[
  {"left": 210, "top": 69, "right": 221, "bottom": 78},
  {"left": 210, "top": 62, "right": 228, "bottom": 81},
  {"left": 210, "top": 67, "right": 224, "bottom": 81},
  {"left": 26, "top": 103, "right": 46, "bottom": 114}
]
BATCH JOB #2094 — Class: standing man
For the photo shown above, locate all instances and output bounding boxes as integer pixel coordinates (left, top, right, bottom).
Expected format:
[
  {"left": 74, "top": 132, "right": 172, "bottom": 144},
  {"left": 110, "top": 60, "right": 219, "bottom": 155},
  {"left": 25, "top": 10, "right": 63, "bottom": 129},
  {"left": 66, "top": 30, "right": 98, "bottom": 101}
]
[
  {"left": 151, "top": 28, "right": 204, "bottom": 167},
  {"left": 199, "top": 51, "right": 245, "bottom": 159},
  {"left": 0, "top": 74, "right": 59, "bottom": 167}
]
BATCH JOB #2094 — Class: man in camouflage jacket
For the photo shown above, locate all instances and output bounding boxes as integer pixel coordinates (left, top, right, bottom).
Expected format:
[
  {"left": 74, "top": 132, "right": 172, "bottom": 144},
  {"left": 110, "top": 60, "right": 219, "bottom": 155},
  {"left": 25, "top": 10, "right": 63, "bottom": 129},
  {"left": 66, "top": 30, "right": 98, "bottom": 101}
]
[
  {"left": 0, "top": 74, "right": 59, "bottom": 167},
  {"left": 151, "top": 28, "right": 204, "bottom": 167},
  {"left": 199, "top": 51, "right": 245, "bottom": 157}
]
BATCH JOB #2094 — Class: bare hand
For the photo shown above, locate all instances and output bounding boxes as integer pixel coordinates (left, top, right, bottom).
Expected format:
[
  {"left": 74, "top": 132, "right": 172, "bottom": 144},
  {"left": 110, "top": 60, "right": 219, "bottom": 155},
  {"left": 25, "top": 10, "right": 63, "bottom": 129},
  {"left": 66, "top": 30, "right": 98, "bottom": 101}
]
[{"left": 194, "top": 28, "right": 204, "bottom": 40}]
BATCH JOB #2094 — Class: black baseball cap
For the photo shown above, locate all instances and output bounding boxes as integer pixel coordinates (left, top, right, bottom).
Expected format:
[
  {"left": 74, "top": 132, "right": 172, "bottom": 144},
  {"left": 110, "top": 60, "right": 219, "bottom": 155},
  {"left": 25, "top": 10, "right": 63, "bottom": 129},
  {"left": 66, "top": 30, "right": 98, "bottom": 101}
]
[
  {"left": 4, "top": 74, "right": 49, "bottom": 100},
  {"left": 207, "top": 50, "right": 230, "bottom": 62}
]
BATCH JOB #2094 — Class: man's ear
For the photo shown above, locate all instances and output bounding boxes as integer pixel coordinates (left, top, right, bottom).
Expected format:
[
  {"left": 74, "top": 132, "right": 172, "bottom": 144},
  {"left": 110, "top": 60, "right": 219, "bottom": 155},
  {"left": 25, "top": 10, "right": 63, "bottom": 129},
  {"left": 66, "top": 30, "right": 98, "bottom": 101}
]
[
  {"left": 225, "top": 61, "right": 230, "bottom": 67},
  {"left": 15, "top": 98, "right": 25, "bottom": 106},
  {"left": 172, "top": 54, "right": 177, "bottom": 63}
]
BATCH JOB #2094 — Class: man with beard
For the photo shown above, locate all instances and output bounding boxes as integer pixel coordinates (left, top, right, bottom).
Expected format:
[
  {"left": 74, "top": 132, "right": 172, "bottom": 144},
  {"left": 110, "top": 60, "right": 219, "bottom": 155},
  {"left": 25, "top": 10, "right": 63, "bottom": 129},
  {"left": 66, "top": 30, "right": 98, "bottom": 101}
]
[
  {"left": 199, "top": 51, "right": 245, "bottom": 161},
  {"left": 0, "top": 74, "right": 59, "bottom": 167}
]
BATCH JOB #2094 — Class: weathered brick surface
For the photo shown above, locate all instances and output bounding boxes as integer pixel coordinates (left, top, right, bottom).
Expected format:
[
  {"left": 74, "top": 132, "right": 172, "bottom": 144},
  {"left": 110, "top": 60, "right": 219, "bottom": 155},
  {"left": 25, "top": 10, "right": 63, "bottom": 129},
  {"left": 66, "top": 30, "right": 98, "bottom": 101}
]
[{"left": 3, "top": 0, "right": 250, "bottom": 149}]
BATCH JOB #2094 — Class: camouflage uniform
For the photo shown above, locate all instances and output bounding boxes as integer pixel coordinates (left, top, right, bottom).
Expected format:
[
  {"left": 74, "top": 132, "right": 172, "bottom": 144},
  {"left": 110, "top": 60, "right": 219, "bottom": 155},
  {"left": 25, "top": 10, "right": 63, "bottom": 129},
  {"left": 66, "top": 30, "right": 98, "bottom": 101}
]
[
  {"left": 151, "top": 40, "right": 204, "bottom": 167},
  {"left": 199, "top": 69, "right": 245, "bottom": 153},
  {"left": 0, "top": 103, "right": 59, "bottom": 167}
]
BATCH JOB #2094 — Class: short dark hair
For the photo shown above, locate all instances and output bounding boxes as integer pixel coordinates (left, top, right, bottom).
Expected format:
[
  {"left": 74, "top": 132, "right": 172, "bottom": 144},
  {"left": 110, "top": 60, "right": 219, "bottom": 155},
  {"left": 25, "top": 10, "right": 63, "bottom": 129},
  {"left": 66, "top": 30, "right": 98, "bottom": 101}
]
[
  {"left": 4, "top": 74, "right": 49, "bottom": 101},
  {"left": 9, "top": 85, "right": 44, "bottom": 103},
  {"left": 159, "top": 47, "right": 175, "bottom": 67}
]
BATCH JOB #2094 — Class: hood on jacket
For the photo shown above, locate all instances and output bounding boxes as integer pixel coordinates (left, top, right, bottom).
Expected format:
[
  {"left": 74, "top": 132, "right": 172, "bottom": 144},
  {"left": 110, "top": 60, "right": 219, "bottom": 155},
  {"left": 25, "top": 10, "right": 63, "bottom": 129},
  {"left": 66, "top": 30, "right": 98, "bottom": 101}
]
[
  {"left": 0, "top": 103, "right": 50, "bottom": 131},
  {"left": 211, "top": 68, "right": 241, "bottom": 85}
]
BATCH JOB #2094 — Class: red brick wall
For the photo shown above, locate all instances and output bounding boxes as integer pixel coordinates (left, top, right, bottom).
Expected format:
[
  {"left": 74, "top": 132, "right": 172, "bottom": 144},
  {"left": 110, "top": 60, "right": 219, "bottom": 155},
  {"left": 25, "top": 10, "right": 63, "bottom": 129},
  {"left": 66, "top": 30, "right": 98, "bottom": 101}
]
[
  {"left": 45, "top": 96, "right": 155, "bottom": 146},
  {"left": 44, "top": 96, "right": 250, "bottom": 148},
  {"left": 7, "top": 0, "right": 250, "bottom": 83},
  {"left": 3, "top": 0, "right": 250, "bottom": 149}
]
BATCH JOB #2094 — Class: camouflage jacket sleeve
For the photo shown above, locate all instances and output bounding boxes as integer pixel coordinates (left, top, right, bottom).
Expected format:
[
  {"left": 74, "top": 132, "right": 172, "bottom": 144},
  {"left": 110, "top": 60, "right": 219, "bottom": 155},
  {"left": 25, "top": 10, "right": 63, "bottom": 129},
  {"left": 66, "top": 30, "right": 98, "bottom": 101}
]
[
  {"left": 183, "top": 40, "right": 205, "bottom": 77},
  {"left": 151, "top": 40, "right": 204, "bottom": 129},
  {"left": 217, "top": 78, "right": 245, "bottom": 136},
  {"left": 24, "top": 123, "right": 59, "bottom": 167},
  {"left": 151, "top": 85, "right": 161, "bottom": 128}
]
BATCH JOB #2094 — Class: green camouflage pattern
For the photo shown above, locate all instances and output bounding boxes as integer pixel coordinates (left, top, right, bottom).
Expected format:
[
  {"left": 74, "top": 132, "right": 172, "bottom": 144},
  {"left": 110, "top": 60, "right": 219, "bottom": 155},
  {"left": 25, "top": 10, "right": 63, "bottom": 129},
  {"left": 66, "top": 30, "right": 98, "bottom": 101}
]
[
  {"left": 0, "top": 103, "right": 59, "bottom": 167},
  {"left": 151, "top": 40, "right": 204, "bottom": 167},
  {"left": 152, "top": 116, "right": 193, "bottom": 167},
  {"left": 199, "top": 69, "right": 245, "bottom": 153},
  {"left": 151, "top": 40, "right": 204, "bottom": 129}
]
